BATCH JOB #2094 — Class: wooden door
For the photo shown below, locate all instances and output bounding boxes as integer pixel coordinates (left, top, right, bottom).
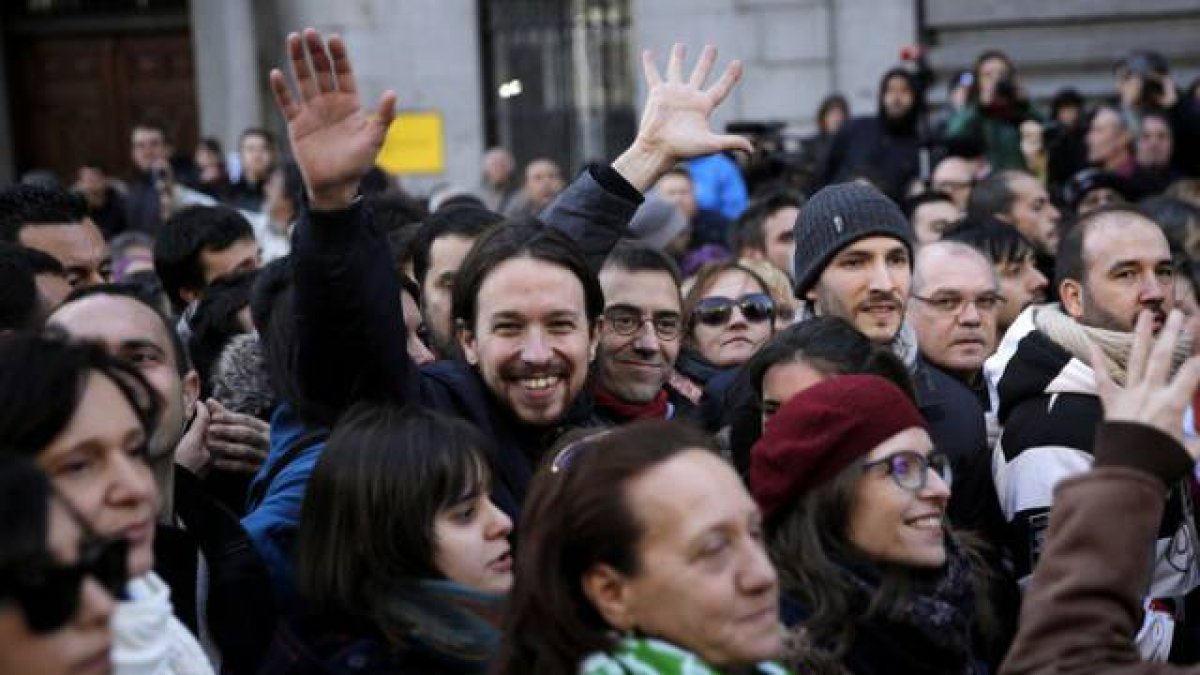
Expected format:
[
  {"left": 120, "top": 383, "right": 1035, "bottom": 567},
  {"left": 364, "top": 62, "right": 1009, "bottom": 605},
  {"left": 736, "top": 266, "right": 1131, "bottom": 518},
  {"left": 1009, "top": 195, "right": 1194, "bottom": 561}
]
[{"left": 9, "top": 32, "right": 198, "bottom": 183}]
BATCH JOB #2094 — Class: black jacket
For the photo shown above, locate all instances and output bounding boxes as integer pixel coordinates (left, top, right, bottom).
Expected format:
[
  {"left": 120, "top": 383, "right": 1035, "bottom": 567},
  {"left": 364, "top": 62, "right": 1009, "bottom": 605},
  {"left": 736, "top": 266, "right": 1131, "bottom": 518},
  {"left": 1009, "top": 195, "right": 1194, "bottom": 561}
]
[
  {"left": 291, "top": 167, "right": 640, "bottom": 519},
  {"left": 154, "top": 466, "right": 276, "bottom": 674},
  {"left": 912, "top": 356, "right": 1005, "bottom": 545}
]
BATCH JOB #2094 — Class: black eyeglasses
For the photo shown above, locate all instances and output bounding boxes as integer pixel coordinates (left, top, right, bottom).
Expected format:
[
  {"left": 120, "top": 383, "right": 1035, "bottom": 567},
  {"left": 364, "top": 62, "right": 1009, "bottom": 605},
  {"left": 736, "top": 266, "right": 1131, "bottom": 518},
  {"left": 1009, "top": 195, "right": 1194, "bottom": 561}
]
[
  {"left": 693, "top": 293, "right": 775, "bottom": 327},
  {"left": 603, "top": 305, "right": 683, "bottom": 341},
  {"left": 0, "top": 536, "right": 128, "bottom": 634},
  {"left": 861, "top": 451, "right": 953, "bottom": 492}
]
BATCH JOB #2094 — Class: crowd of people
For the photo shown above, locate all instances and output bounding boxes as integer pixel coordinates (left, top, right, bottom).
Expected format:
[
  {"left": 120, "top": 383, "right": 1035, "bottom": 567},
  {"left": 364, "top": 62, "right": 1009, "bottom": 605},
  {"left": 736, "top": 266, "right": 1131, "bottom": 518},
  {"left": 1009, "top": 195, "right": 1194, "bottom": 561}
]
[{"left": 1, "top": 24, "right": 1200, "bottom": 675}]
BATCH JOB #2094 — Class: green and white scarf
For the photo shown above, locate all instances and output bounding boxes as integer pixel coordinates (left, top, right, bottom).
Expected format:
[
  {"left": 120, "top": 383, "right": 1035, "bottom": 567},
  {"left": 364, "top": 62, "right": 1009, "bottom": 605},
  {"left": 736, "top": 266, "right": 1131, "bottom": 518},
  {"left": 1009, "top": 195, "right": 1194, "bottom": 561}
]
[{"left": 579, "top": 637, "right": 793, "bottom": 675}]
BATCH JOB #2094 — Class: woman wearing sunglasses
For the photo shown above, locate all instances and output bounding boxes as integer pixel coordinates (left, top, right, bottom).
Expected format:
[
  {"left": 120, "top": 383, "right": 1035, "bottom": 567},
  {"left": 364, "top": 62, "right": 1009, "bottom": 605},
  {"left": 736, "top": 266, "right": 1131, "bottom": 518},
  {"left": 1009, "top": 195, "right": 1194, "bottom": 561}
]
[
  {"left": 493, "top": 420, "right": 791, "bottom": 675},
  {"left": 0, "top": 333, "right": 213, "bottom": 675},
  {"left": 751, "top": 374, "right": 985, "bottom": 674},
  {"left": 0, "top": 454, "right": 124, "bottom": 675},
  {"left": 677, "top": 262, "right": 777, "bottom": 394},
  {"left": 258, "top": 403, "right": 512, "bottom": 674}
]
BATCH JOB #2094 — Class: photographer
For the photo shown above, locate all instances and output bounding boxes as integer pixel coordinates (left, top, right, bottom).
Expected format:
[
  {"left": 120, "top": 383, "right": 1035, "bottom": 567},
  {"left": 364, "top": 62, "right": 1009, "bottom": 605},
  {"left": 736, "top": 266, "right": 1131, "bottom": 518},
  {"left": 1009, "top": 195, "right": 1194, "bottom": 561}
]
[
  {"left": 943, "top": 50, "right": 1043, "bottom": 172},
  {"left": 1115, "top": 50, "right": 1200, "bottom": 179}
]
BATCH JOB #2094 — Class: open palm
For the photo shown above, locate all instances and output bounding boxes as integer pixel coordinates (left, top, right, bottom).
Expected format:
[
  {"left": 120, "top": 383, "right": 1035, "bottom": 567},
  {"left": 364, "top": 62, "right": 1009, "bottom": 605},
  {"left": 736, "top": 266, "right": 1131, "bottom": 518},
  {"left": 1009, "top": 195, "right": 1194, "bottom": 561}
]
[
  {"left": 637, "top": 44, "right": 752, "bottom": 160},
  {"left": 269, "top": 29, "right": 396, "bottom": 210}
]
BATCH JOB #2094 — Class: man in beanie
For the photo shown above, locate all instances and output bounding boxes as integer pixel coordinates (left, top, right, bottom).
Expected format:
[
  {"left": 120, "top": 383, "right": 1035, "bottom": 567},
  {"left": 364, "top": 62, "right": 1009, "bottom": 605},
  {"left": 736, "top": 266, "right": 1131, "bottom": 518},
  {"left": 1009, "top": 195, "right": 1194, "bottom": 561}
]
[
  {"left": 986, "top": 205, "right": 1195, "bottom": 661},
  {"left": 792, "top": 181, "right": 1002, "bottom": 545}
]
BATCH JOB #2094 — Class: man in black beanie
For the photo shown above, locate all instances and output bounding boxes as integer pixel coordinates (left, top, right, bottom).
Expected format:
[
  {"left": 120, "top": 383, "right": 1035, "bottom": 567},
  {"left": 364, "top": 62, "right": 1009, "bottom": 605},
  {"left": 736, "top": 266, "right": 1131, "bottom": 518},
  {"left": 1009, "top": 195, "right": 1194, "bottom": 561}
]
[{"left": 792, "top": 182, "right": 1005, "bottom": 551}]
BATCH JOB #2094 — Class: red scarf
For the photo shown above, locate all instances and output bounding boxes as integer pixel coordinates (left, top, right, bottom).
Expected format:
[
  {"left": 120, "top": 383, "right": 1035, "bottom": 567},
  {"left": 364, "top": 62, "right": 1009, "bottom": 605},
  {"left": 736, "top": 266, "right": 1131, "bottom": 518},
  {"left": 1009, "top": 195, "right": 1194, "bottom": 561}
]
[{"left": 593, "top": 385, "right": 670, "bottom": 422}]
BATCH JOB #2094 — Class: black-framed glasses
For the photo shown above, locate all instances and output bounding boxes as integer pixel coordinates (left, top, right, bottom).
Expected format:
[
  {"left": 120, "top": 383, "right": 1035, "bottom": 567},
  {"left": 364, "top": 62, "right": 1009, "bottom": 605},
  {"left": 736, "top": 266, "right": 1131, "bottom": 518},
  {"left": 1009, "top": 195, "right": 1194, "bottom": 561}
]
[
  {"left": 911, "top": 292, "right": 1005, "bottom": 316},
  {"left": 693, "top": 293, "right": 775, "bottom": 327},
  {"left": 603, "top": 305, "right": 683, "bottom": 341},
  {"left": 0, "top": 536, "right": 128, "bottom": 634},
  {"left": 861, "top": 451, "right": 953, "bottom": 492}
]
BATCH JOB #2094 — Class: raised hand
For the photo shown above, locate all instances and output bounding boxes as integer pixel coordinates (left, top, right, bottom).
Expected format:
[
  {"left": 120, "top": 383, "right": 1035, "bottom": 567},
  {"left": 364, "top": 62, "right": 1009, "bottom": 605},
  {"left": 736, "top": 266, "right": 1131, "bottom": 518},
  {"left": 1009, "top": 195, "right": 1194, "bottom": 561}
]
[
  {"left": 269, "top": 28, "right": 396, "bottom": 210},
  {"left": 1092, "top": 310, "right": 1200, "bottom": 460},
  {"left": 614, "top": 43, "right": 754, "bottom": 191}
]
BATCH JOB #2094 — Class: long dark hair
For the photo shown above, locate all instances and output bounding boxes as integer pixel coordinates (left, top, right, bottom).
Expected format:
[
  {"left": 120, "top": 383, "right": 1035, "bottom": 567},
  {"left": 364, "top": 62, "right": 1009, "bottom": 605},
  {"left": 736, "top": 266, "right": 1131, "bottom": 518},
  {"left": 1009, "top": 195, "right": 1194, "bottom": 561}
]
[
  {"left": 0, "top": 330, "right": 160, "bottom": 459},
  {"left": 295, "top": 403, "right": 493, "bottom": 632},
  {"left": 452, "top": 217, "right": 605, "bottom": 332},
  {"left": 767, "top": 465, "right": 994, "bottom": 672},
  {"left": 0, "top": 453, "right": 53, "bottom": 579},
  {"left": 491, "top": 420, "right": 718, "bottom": 675}
]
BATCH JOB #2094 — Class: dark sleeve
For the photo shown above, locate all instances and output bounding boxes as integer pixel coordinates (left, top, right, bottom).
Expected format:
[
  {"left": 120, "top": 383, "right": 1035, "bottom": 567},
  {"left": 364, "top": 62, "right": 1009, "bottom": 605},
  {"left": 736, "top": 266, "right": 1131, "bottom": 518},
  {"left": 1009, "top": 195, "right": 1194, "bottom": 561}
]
[
  {"left": 540, "top": 164, "right": 643, "bottom": 271},
  {"left": 813, "top": 126, "right": 848, "bottom": 193},
  {"left": 291, "top": 200, "right": 417, "bottom": 425},
  {"left": 1000, "top": 422, "right": 1194, "bottom": 675}
]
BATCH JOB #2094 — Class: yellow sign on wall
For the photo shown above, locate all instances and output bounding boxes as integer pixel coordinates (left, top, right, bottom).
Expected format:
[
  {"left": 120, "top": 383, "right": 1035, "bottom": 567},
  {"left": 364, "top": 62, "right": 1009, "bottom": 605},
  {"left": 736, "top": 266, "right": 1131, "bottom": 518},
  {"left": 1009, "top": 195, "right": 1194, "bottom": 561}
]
[{"left": 376, "top": 111, "right": 445, "bottom": 175}]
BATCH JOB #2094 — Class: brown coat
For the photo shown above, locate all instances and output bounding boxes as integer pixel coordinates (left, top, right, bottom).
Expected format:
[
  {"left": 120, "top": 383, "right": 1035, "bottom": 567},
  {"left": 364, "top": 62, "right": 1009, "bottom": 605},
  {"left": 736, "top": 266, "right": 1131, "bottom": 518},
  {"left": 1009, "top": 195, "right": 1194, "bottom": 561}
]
[{"left": 1001, "top": 421, "right": 1197, "bottom": 674}]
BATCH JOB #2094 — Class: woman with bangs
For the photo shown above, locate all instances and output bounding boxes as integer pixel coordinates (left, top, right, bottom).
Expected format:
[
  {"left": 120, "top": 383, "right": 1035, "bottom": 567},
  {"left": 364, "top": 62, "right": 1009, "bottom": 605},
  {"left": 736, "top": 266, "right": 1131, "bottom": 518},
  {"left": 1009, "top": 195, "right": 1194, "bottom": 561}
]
[{"left": 259, "top": 403, "right": 512, "bottom": 675}]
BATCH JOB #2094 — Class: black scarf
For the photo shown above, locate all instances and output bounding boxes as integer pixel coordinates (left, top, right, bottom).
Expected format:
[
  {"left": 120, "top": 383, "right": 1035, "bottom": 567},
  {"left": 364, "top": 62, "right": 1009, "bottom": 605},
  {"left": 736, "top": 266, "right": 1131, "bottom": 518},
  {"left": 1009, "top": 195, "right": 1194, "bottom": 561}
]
[{"left": 793, "top": 539, "right": 980, "bottom": 675}]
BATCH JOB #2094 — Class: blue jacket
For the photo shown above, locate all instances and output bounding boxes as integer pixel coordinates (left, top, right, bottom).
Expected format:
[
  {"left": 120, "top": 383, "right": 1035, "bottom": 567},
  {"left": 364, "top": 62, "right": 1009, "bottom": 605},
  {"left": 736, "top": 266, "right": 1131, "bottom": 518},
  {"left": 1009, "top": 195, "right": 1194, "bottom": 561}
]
[
  {"left": 242, "top": 403, "right": 328, "bottom": 611},
  {"left": 686, "top": 153, "right": 747, "bottom": 221}
]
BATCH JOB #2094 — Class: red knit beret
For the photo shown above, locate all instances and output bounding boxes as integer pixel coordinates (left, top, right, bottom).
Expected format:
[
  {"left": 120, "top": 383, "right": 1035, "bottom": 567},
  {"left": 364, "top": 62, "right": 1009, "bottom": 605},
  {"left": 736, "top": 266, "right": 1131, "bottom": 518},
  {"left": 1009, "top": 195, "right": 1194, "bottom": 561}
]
[{"left": 750, "top": 374, "right": 927, "bottom": 522}]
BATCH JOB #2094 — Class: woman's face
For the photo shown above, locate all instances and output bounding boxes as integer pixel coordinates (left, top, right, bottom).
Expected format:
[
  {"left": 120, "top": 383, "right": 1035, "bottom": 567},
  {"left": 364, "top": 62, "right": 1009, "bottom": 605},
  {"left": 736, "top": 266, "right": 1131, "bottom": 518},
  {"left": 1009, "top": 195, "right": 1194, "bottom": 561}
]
[
  {"left": 0, "top": 501, "right": 115, "bottom": 675},
  {"left": 599, "top": 450, "right": 781, "bottom": 668},
  {"left": 433, "top": 486, "right": 514, "bottom": 594},
  {"left": 846, "top": 427, "right": 950, "bottom": 568},
  {"left": 691, "top": 270, "right": 774, "bottom": 368},
  {"left": 37, "top": 373, "right": 159, "bottom": 578},
  {"left": 978, "top": 57, "right": 1010, "bottom": 105}
]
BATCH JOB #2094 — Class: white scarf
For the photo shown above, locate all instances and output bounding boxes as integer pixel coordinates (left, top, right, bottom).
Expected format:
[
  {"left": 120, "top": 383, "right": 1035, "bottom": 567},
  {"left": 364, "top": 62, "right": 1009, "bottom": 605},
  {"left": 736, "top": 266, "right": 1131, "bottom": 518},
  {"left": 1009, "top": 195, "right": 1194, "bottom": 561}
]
[{"left": 112, "top": 573, "right": 214, "bottom": 675}]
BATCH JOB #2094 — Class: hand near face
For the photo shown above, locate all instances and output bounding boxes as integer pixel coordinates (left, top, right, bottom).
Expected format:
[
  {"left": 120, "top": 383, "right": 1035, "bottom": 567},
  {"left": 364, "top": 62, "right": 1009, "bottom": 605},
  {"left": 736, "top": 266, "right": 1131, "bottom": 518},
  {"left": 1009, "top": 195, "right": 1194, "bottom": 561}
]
[
  {"left": 614, "top": 44, "right": 753, "bottom": 192},
  {"left": 1093, "top": 310, "right": 1200, "bottom": 460},
  {"left": 175, "top": 398, "right": 212, "bottom": 476},
  {"left": 268, "top": 28, "right": 397, "bottom": 211},
  {"left": 204, "top": 399, "right": 270, "bottom": 475}
]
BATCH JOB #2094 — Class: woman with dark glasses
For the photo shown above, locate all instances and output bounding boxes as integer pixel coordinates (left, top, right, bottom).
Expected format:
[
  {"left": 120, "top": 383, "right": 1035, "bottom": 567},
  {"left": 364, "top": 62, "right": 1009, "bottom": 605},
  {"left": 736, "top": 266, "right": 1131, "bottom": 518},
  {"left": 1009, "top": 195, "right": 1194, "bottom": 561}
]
[
  {"left": 0, "top": 454, "right": 123, "bottom": 675},
  {"left": 494, "top": 420, "right": 790, "bottom": 674},
  {"left": 0, "top": 333, "right": 214, "bottom": 675},
  {"left": 677, "top": 262, "right": 777, "bottom": 393},
  {"left": 750, "top": 375, "right": 987, "bottom": 674}
]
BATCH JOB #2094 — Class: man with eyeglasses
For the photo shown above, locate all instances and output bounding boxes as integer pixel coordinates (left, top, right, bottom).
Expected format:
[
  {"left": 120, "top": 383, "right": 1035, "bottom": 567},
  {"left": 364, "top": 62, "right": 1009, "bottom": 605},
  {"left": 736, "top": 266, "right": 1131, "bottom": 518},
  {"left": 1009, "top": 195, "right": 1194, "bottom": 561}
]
[
  {"left": 907, "top": 241, "right": 1002, "bottom": 410},
  {"left": 592, "top": 242, "right": 695, "bottom": 425},
  {"left": 792, "top": 182, "right": 1002, "bottom": 548},
  {"left": 988, "top": 205, "right": 1197, "bottom": 662}
]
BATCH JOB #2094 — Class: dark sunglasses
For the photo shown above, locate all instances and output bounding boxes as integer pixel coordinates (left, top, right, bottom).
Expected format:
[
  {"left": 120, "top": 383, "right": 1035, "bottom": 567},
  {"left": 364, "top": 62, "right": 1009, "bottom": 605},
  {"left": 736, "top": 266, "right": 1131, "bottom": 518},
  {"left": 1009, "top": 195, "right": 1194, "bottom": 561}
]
[
  {"left": 0, "top": 536, "right": 128, "bottom": 634},
  {"left": 693, "top": 293, "right": 775, "bottom": 327},
  {"left": 861, "top": 451, "right": 953, "bottom": 493}
]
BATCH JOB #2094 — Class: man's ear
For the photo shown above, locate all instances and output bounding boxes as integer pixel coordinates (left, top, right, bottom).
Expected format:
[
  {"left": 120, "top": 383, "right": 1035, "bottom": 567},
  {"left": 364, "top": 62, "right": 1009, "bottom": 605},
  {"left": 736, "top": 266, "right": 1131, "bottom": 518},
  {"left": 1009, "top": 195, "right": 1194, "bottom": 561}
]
[
  {"left": 581, "top": 563, "right": 635, "bottom": 632},
  {"left": 457, "top": 320, "right": 479, "bottom": 366},
  {"left": 1060, "top": 279, "right": 1085, "bottom": 320},
  {"left": 182, "top": 369, "right": 201, "bottom": 414}
]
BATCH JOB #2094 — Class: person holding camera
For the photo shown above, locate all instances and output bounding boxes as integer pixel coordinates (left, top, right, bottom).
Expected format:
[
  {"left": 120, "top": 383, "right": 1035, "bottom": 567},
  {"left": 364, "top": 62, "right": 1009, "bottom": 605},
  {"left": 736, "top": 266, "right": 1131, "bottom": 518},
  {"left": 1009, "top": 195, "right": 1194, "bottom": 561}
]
[
  {"left": 1115, "top": 50, "right": 1200, "bottom": 180},
  {"left": 943, "top": 50, "right": 1043, "bottom": 173}
]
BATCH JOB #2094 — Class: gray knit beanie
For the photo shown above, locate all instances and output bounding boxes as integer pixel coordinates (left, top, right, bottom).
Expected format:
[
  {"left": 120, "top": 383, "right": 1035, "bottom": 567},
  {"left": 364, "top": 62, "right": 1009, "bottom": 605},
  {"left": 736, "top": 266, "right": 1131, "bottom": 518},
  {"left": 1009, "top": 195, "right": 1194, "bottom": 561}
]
[{"left": 792, "top": 182, "right": 915, "bottom": 298}]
